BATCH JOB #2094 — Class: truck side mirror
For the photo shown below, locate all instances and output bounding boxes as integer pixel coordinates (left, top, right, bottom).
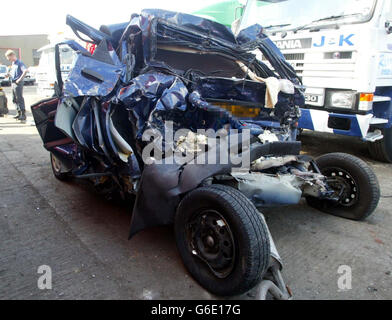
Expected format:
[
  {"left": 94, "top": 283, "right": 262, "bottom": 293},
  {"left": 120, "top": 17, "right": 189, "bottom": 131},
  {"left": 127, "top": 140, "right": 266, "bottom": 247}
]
[{"left": 386, "top": 21, "right": 392, "bottom": 34}]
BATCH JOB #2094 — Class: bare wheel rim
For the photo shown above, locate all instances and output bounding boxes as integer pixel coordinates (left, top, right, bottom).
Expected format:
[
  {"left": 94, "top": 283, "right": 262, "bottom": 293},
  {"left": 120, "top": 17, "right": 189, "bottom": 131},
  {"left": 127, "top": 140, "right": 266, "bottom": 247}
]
[
  {"left": 323, "top": 167, "right": 359, "bottom": 207},
  {"left": 186, "top": 209, "right": 236, "bottom": 279}
]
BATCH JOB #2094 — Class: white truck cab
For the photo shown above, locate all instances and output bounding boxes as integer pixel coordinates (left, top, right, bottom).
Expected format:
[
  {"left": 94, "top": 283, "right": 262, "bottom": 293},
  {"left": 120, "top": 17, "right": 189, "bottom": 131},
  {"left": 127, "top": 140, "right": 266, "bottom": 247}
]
[
  {"left": 36, "top": 33, "right": 79, "bottom": 98},
  {"left": 239, "top": 0, "right": 392, "bottom": 162},
  {"left": 36, "top": 44, "right": 76, "bottom": 97}
]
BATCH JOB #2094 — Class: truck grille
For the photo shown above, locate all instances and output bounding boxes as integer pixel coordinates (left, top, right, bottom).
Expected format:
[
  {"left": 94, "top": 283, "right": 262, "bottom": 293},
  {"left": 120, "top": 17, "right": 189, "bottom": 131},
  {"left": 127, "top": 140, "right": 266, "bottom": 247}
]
[
  {"left": 261, "top": 52, "right": 304, "bottom": 79},
  {"left": 283, "top": 53, "right": 305, "bottom": 61},
  {"left": 324, "top": 52, "right": 353, "bottom": 59},
  {"left": 261, "top": 53, "right": 305, "bottom": 61}
]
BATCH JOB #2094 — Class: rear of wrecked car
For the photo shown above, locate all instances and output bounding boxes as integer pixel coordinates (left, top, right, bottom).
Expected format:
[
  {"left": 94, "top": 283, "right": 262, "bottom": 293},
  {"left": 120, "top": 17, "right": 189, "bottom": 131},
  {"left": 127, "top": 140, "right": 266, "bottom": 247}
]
[
  {"left": 30, "top": 10, "right": 304, "bottom": 299},
  {"left": 36, "top": 9, "right": 306, "bottom": 228},
  {"left": 30, "top": 9, "right": 379, "bottom": 298}
]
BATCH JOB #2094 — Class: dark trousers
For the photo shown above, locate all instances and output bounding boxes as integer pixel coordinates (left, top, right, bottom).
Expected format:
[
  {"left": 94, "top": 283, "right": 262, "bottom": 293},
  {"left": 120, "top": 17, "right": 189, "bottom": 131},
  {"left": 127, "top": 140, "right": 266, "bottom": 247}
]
[
  {"left": 0, "top": 94, "right": 8, "bottom": 115},
  {"left": 12, "top": 82, "right": 25, "bottom": 113}
]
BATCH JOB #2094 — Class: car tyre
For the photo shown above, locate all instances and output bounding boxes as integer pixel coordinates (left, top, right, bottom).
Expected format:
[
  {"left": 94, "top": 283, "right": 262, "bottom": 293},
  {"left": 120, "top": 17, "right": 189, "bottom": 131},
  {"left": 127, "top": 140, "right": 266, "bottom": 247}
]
[
  {"left": 306, "top": 153, "right": 380, "bottom": 221},
  {"left": 367, "top": 127, "right": 392, "bottom": 163},
  {"left": 175, "top": 184, "right": 270, "bottom": 296},
  {"left": 50, "top": 153, "right": 70, "bottom": 181}
]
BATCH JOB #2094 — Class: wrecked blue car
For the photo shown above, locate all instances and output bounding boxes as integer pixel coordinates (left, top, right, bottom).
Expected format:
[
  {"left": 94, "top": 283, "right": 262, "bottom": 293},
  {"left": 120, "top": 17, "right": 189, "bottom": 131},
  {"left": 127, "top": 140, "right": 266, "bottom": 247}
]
[{"left": 31, "top": 10, "right": 380, "bottom": 298}]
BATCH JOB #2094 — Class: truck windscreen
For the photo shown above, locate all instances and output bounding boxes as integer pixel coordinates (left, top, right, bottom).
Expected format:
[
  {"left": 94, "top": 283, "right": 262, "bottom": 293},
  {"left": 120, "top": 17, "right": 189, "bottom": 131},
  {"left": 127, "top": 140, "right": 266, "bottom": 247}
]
[{"left": 243, "top": 0, "right": 377, "bottom": 32}]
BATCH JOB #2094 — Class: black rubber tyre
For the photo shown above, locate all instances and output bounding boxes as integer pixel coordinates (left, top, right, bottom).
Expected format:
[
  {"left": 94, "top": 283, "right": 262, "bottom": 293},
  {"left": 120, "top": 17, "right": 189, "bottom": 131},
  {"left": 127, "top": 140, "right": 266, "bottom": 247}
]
[
  {"left": 306, "top": 153, "right": 380, "bottom": 221},
  {"left": 296, "top": 128, "right": 303, "bottom": 141},
  {"left": 50, "top": 153, "right": 70, "bottom": 181},
  {"left": 175, "top": 184, "right": 270, "bottom": 296},
  {"left": 367, "top": 127, "right": 392, "bottom": 163}
]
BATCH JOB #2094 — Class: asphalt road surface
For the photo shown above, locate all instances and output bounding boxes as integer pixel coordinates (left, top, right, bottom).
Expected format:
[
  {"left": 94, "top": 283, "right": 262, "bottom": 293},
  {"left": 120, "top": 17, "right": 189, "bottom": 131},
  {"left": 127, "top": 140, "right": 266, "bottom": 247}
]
[{"left": 0, "top": 86, "right": 391, "bottom": 300}]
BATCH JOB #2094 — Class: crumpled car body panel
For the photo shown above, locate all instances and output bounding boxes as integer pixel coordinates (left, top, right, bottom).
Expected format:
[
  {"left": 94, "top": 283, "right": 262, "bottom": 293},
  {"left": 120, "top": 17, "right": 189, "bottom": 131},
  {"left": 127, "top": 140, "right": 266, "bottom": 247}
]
[
  {"left": 65, "top": 51, "right": 124, "bottom": 97},
  {"left": 33, "top": 9, "right": 305, "bottom": 239}
]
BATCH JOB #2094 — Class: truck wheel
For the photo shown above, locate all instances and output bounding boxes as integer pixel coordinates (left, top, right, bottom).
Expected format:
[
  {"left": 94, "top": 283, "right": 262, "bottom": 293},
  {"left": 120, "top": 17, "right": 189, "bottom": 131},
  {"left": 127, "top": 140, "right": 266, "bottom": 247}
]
[
  {"left": 50, "top": 153, "right": 70, "bottom": 181},
  {"left": 367, "top": 127, "right": 392, "bottom": 163},
  {"left": 175, "top": 184, "right": 270, "bottom": 296},
  {"left": 306, "top": 153, "right": 380, "bottom": 221}
]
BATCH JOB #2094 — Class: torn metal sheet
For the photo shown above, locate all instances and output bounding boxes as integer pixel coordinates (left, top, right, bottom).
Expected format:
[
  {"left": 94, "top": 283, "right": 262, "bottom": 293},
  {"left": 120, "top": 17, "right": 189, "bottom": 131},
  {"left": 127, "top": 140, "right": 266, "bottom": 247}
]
[
  {"left": 232, "top": 172, "right": 303, "bottom": 206},
  {"left": 65, "top": 51, "right": 124, "bottom": 97},
  {"left": 251, "top": 155, "right": 298, "bottom": 171}
]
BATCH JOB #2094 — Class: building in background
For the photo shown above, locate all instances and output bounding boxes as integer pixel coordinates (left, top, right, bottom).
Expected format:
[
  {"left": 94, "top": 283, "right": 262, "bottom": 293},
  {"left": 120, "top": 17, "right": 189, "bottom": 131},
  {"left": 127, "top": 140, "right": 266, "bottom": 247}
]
[{"left": 0, "top": 34, "right": 49, "bottom": 67}]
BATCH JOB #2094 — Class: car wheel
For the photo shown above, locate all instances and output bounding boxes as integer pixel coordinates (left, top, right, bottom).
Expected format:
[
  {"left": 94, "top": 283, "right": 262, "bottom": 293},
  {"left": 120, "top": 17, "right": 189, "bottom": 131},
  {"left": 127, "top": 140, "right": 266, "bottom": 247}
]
[
  {"left": 50, "top": 153, "right": 70, "bottom": 181},
  {"left": 175, "top": 184, "right": 270, "bottom": 296},
  {"left": 367, "top": 127, "right": 392, "bottom": 163},
  {"left": 306, "top": 153, "right": 380, "bottom": 221}
]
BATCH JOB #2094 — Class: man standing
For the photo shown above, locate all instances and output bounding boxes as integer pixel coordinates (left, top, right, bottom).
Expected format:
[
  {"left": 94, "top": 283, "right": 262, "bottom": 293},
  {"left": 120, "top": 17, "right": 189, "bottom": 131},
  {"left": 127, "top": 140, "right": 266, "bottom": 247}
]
[{"left": 5, "top": 50, "right": 28, "bottom": 122}]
